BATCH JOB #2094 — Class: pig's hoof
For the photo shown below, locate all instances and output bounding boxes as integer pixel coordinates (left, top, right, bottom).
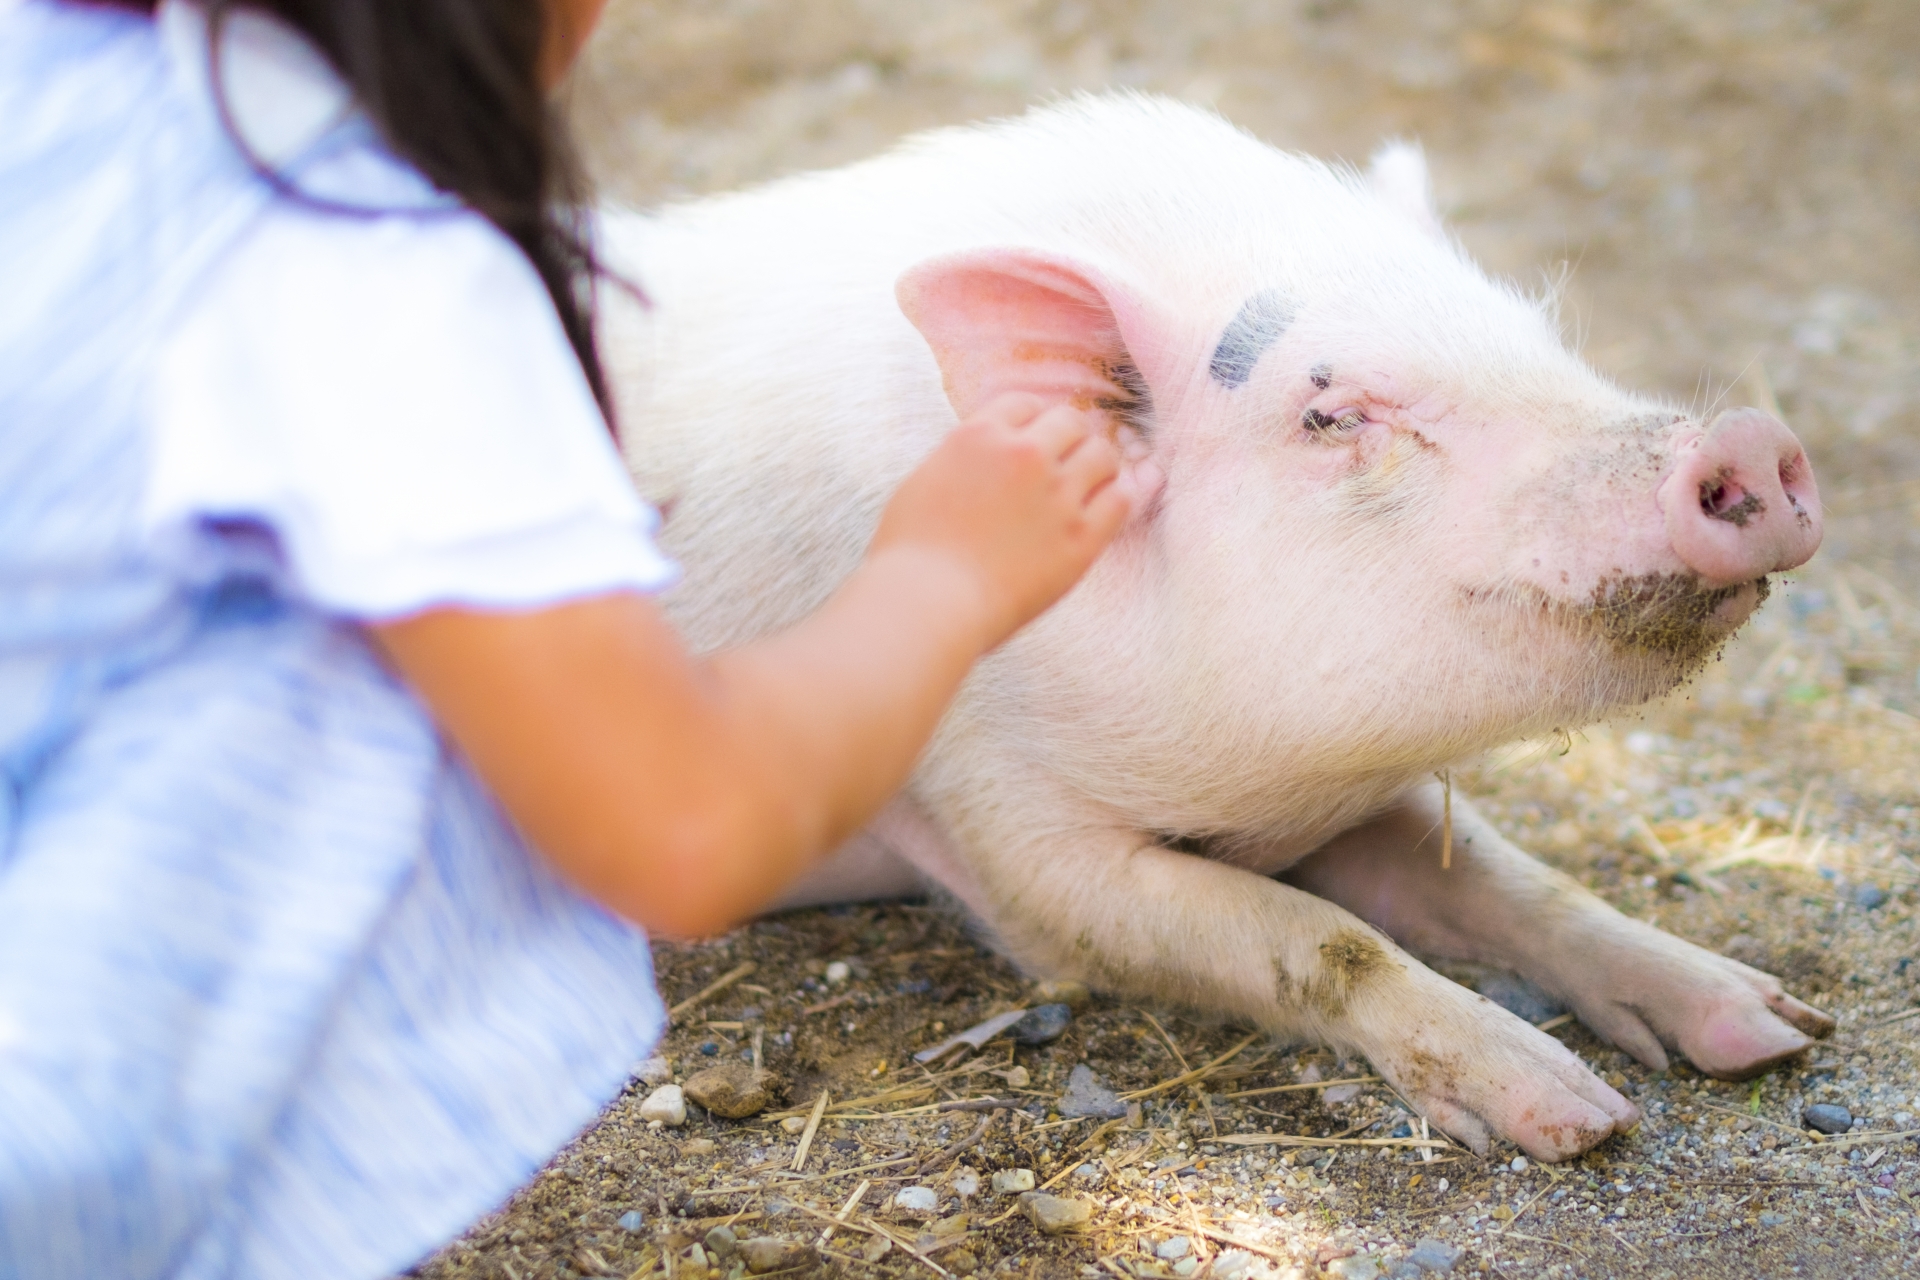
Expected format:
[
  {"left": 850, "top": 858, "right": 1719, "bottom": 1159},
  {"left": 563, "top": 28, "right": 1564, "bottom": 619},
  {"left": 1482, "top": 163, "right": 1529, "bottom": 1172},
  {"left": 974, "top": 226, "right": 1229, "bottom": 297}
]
[
  {"left": 1569, "top": 944, "right": 1834, "bottom": 1081},
  {"left": 1686, "top": 986, "right": 1834, "bottom": 1081},
  {"left": 1367, "top": 989, "right": 1638, "bottom": 1164}
]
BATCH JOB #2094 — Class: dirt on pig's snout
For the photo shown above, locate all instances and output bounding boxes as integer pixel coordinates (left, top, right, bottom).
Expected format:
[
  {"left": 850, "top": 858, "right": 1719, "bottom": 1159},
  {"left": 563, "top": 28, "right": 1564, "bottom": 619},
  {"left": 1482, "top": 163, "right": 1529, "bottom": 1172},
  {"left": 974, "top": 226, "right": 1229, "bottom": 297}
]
[{"left": 1582, "top": 571, "right": 1765, "bottom": 666}]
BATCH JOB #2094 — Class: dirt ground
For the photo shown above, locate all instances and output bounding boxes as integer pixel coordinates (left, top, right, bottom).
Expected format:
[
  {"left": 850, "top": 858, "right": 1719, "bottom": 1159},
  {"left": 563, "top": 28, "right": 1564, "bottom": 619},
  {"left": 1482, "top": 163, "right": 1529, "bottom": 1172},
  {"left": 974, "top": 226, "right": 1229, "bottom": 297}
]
[{"left": 418, "top": 3, "right": 1920, "bottom": 1278}]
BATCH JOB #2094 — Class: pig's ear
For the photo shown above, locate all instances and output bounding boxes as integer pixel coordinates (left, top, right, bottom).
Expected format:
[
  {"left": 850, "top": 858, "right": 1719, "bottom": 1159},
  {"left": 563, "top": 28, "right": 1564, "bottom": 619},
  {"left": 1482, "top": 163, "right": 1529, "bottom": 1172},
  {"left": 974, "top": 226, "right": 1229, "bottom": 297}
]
[
  {"left": 1367, "top": 140, "right": 1446, "bottom": 241},
  {"left": 895, "top": 248, "right": 1159, "bottom": 421}
]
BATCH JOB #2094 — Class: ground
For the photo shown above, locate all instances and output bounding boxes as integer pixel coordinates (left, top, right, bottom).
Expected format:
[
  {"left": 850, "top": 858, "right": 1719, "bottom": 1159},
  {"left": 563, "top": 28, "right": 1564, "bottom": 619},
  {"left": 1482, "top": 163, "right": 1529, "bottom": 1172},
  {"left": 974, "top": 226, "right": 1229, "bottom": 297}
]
[{"left": 418, "top": 3, "right": 1920, "bottom": 1278}]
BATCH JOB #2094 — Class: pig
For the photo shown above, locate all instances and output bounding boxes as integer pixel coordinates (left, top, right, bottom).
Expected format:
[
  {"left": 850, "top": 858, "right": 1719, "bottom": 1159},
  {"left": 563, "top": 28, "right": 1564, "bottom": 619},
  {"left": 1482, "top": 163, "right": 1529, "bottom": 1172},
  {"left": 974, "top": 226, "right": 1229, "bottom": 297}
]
[{"left": 596, "top": 93, "right": 1832, "bottom": 1163}]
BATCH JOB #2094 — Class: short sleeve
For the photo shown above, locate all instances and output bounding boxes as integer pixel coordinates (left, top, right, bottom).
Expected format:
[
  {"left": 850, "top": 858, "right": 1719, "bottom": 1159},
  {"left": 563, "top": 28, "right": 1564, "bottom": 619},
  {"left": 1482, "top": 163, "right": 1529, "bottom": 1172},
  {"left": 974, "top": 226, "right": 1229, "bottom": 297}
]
[{"left": 145, "top": 197, "right": 678, "bottom": 620}]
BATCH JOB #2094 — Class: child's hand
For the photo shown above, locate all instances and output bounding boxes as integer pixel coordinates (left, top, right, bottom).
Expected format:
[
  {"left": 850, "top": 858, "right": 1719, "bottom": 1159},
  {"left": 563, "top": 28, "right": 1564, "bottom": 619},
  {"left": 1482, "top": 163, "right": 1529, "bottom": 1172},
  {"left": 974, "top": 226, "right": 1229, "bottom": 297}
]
[
  {"left": 373, "top": 396, "right": 1134, "bottom": 938},
  {"left": 872, "top": 393, "right": 1135, "bottom": 651}
]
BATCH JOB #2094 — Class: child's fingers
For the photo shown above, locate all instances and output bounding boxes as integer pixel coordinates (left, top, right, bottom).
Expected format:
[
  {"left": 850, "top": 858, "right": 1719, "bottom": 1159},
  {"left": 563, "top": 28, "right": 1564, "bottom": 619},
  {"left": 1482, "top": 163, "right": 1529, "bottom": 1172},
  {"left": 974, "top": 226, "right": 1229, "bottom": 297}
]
[
  {"left": 1081, "top": 470, "right": 1135, "bottom": 543},
  {"left": 1021, "top": 402, "right": 1106, "bottom": 462},
  {"left": 1060, "top": 424, "right": 1122, "bottom": 498}
]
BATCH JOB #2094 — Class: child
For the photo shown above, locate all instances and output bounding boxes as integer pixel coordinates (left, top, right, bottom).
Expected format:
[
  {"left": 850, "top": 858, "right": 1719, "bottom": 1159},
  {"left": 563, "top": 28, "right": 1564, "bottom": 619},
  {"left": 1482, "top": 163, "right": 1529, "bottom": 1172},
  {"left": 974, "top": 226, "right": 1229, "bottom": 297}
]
[{"left": 0, "top": 2, "right": 1133, "bottom": 1276}]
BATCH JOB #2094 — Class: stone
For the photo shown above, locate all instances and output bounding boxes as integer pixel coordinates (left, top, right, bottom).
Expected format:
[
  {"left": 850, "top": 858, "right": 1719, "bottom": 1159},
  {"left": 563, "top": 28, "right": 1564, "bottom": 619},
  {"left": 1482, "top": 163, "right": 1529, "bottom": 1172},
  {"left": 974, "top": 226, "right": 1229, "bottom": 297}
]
[
  {"left": 635, "top": 1056, "right": 673, "bottom": 1085},
  {"left": 1172, "top": 1259, "right": 1198, "bottom": 1277},
  {"left": 1322, "top": 1083, "right": 1363, "bottom": 1104},
  {"left": 739, "top": 1237, "right": 813, "bottom": 1274},
  {"left": 952, "top": 1169, "right": 981, "bottom": 1197},
  {"left": 681, "top": 1137, "right": 717, "bottom": 1157},
  {"left": 930, "top": 1213, "right": 971, "bottom": 1237},
  {"left": 1035, "top": 978, "right": 1092, "bottom": 1009},
  {"left": 992, "top": 1168, "right": 1036, "bottom": 1194},
  {"left": 1010, "top": 1003, "right": 1073, "bottom": 1045},
  {"left": 1057, "top": 1063, "right": 1128, "bottom": 1119},
  {"left": 1758, "top": 1211, "right": 1789, "bottom": 1227},
  {"left": 947, "top": 1249, "right": 980, "bottom": 1274},
  {"left": 1212, "top": 1250, "right": 1257, "bottom": 1280},
  {"left": 894, "top": 1185, "right": 940, "bottom": 1213},
  {"left": 1406, "top": 1237, "right": 1462, "bottom": 1272},
  {"left": 861, "top": 1234, "right": 893, "bottom": 1262},
  {"left": 1327, "top": 1255, "right": 1381, "bottom": 1280},
  {"left": 617, "top": 1210, "right": 645, "bottom": 1232},
  {"left": 1509, "top": 1156, "right": 1528, "bottom": 1173},
  {"left": 779, "top": 1115, "right": 809, "bottom": 1134},
  {"left": 1803, "top": 1103, "right": 1853, "bottom": 1134},
  {"left": 704, "top": 1225, "right": 738, "bottom": 1257},
  {"left": 698, "top": 1040, "right": 720, "bottom": 1056},
  {"left": 684, "top": 1064, "right": 781, "bottom": 1119},
  {"left": 1003, "top": 1065, "right": 1031, "bottom": 1089},
  {"left": 1476, "top": 971, "right": 1567, "bottom": 1024},
  {"left": 1019, "top": 1191, "right": 1093, "bottom": 1234},
  {"left": 1855, "top": 884, "right": 1888, "bottom": 909},
  {"left": 1155, "top": 1235, "right": 1192, "bottom": 1260},
  {"left": 825, "top": 960, "right": 852, "bottom": 985},
  {"left": 638, "top": 1084, "right": 687, "bottom": 1126}
]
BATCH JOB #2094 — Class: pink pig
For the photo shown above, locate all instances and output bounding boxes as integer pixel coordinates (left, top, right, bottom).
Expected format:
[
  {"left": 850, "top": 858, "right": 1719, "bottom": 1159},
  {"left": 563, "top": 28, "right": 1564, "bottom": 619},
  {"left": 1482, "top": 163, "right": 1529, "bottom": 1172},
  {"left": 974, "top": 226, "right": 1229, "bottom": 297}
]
[{"left": 600, "top": 94, "right": 1831, "bottom": 1162}]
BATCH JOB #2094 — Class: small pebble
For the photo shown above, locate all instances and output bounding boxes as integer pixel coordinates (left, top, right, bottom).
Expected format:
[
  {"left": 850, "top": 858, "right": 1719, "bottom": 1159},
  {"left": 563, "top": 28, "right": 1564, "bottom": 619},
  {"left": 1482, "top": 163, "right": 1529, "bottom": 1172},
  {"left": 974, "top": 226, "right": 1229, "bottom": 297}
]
[
  {"left": 1476, "top": 972, "right": 1567, "bottom": 1024},
  {"left": 739, "top": 1237, "right": 813, "bottom": 1274},
  {"left": 1803, "top": 1103, "right": 1853, "bottom": 1134},
  {"left": 1211, "top": 1250, "right": 1256, "bottom": 1280},
  {"left": 992, "top": 1168, "right": 1036, "bottom": 1194},
  {"left": 1758, "top": 1211, "right": 1789, "bottom": 1227},
  {"left": 894, "top": 1185, "right": 939, "bottom": 1213},
  {"left": 634, "top": 1056, "right": 672, "bottom": 1085},
  {"left": 952, "top": 1170, "right": 981, "bottom": 1197},
  {"left": 861, "top": 1234, "right": 893, "bottom": 1262},
  {"left": 1406, "top": 1237, "right": 1462, "bottom": 1272},
  {"left": 1156, "top": 1235, "right": 1192, "bottom": 1260},
  {"left": 699, "top": 1041, "right": 720, "bottom": 1056},
  {"left": 1057, "top": 1062, "right": 1128, "bottom": 1119},
  {"left": 637, "top": 1084, "right": 687, "bottom": 1126},
  {"left": 1509, "top": 1156, "right": 1528, "bottom": 1173},
  {"left": 1854, "top": 884, "right": 1888, "bottom": 909},
  {"left": 617, "top": 1210, "right": 645, "bottom": 1232},
  {"left": 704, "top": 1225, "right": 738, "bottom": 1257},
  {"left": 681, "top": 1137, "right": 717, "bottom": 1157},
  {"left": 1172, "top": 1260, "right": 1198, "bottom": 1278},
  {"left": 1323, "top": 1083, "right": 1363, "bottom": 1104},
  {"left": 824, "top": 960, "right": 852, "bottom": 985},
  {"left": 684, "top": 1063, "right": 781, "bottom": 1119},
  {"left": 779, "top": 1115, "right": 809, "bottom": 1134},
  {"left": 930, "top": 1212, "right": 970, "bottom": 1238},
  {"left": 1003, "top": 1065, "right": 1031, "bottom": 1088},
  {"left": 1019, "top": 1191, "right": 1092, "bottom": 1234},
  {"left": 1009, "top": 1002, "right": 1073, "bottom": 1045},
  {"left": 1328, "top": 1255, "right": 1381, "bottom": 1280}
]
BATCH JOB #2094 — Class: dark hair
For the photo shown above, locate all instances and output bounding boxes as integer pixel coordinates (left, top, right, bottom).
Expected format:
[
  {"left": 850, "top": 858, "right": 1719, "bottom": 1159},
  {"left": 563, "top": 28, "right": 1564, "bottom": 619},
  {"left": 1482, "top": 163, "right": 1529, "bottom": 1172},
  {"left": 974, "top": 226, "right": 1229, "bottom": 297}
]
[{"left": 89, "top": 0, "right": 616, "bottom": 431}]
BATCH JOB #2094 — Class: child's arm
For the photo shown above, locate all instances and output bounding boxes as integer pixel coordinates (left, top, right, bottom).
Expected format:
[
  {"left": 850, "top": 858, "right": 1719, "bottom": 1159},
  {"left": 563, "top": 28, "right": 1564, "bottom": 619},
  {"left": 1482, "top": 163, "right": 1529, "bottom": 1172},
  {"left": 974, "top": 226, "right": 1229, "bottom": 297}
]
[{"left": 372, "top": 394, "right": 1131, "bottom": 938}]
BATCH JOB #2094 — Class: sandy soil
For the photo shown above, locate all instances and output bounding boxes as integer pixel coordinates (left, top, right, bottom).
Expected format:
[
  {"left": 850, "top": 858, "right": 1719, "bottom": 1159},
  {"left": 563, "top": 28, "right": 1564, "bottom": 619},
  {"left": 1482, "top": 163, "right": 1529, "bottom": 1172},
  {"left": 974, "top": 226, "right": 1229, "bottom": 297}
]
[{"left": 419, "top": 3, "right": 1920, "bottom": 1278}]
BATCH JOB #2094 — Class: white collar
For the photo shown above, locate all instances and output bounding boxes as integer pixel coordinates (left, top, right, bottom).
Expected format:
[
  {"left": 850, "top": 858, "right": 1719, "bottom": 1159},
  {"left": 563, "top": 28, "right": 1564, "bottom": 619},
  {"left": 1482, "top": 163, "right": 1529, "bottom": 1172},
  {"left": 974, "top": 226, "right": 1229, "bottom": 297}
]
[{"left": 159, "top": 0, "right": 353, "bottom": 168}]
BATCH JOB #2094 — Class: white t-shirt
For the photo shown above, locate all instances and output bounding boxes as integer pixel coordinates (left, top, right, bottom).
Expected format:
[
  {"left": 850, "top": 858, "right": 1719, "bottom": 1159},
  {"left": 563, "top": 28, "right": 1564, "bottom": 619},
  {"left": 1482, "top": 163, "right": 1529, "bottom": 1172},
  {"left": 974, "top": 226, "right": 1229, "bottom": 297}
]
[{"left": 143, "top": 0, "right": 676, "bottom": 620}]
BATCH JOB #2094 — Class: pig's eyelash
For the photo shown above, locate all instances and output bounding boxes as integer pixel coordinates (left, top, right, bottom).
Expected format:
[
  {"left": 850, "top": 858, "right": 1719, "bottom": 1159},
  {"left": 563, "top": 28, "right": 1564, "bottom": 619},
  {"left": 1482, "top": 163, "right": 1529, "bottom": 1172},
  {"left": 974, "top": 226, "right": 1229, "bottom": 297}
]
[{"left": 1302, "top": 407, "right": 1367, "bottom": 435}]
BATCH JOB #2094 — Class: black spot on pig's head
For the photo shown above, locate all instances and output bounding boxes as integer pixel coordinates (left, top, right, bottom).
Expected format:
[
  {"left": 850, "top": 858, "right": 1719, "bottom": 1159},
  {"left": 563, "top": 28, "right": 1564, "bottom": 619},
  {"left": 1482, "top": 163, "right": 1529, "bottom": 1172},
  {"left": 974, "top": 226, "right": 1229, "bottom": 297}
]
[
  {"left": 1310, "top": 364, "right": 1333, "bottom": 390},
  {"left": 1209, "top": 289, "right": 1295, "bottom": 388}
]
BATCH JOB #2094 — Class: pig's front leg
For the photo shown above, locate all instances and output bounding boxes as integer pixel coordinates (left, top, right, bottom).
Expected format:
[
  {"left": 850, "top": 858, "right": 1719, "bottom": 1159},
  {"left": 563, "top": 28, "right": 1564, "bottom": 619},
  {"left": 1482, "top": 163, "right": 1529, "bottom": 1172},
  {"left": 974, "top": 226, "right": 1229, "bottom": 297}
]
[
  {"left": 1286, "top": 782, "right": 1835, "bottom": 1082},
  {"left": 926, "top": 783, "right": 1638, "bottom": 1162}
]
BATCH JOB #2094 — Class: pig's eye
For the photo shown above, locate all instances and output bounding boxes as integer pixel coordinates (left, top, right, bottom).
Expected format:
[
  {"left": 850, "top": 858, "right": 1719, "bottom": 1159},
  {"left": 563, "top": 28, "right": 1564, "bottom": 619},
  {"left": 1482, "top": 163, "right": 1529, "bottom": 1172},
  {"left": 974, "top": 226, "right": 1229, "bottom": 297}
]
[{"left": 1302, "top": 407, "right": 1367, "bottom": 436}]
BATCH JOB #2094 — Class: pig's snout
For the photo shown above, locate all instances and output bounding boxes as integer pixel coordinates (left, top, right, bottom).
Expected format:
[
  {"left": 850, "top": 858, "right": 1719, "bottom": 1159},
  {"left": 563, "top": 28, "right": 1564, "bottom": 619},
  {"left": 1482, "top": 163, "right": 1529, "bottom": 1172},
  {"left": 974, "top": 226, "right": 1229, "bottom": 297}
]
[{"left": 1658, "top": 409, "right": 1822, "bottom": 589}]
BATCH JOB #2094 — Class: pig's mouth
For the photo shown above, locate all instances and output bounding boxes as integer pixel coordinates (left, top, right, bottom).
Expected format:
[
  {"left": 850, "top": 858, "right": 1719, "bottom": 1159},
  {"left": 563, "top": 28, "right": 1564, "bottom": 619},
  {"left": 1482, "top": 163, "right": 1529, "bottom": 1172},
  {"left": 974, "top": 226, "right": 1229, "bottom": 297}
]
[{"left": 1578, "top": 571, "right": 1766, "bottom": 667}]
